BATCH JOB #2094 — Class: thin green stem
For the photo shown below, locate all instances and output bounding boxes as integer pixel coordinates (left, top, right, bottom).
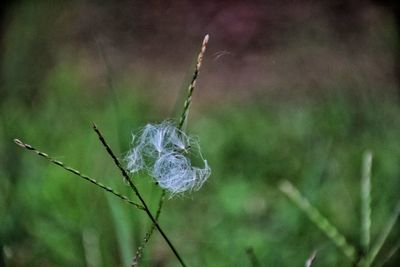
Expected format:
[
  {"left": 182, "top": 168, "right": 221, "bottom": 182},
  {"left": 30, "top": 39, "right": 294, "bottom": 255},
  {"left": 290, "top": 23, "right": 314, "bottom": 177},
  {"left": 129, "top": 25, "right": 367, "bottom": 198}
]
[
  {"left": 13, "top": 138, "right": 144, "bottom": 210},
  {"left": 92, "top": 124, "right": 186, "bottom": 267}
]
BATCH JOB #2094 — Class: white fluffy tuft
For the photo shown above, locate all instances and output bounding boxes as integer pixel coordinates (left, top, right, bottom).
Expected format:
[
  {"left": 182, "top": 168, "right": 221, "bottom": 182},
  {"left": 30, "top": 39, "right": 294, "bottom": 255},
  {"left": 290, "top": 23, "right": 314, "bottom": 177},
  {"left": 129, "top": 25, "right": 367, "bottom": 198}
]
[{"left": 125, "top": 121, "right": 211, "bottom": 195}]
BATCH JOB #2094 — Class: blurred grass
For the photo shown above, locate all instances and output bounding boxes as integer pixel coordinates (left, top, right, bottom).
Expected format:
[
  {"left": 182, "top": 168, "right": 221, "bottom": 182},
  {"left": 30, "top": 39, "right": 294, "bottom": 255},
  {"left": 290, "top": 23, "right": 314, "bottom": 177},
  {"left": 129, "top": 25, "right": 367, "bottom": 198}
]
[
  {"left": 1, "top": 2, "right": 400, "bottom": 267},
  {"left": 2, "top": 70, "right": 400, "bottom": 266}
]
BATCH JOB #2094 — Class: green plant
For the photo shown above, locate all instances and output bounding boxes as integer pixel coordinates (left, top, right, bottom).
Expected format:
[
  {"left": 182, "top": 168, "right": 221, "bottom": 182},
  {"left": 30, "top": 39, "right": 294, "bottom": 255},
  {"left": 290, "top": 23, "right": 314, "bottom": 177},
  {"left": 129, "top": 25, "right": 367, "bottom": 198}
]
[
  {"left": 279, "top": 151, "right": 400, "bottom": 267},
  {"left": 13, "top": 35, "right": 210, "bottom": 267}
]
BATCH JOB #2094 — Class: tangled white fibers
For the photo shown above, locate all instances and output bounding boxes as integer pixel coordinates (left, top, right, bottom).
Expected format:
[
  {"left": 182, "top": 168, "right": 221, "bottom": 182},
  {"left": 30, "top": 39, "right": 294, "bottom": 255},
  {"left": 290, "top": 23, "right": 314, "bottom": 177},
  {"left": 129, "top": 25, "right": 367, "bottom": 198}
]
[{"left": 126, "top": 121, "right": 211, "bottom": 194}]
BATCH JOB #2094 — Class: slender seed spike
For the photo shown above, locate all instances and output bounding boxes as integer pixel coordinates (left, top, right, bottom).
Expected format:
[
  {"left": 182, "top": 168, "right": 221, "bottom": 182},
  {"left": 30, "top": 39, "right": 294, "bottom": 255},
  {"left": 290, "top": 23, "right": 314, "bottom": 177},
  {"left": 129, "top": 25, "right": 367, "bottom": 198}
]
[
  {"left": 178, "top": 34, "right": 210, "bottom": 130},
  {"left": 13, "top": 138, "right": 144, "bottom": 210},
  {"left": 279, "top": 180, "right": 357, "bottom": 261}
]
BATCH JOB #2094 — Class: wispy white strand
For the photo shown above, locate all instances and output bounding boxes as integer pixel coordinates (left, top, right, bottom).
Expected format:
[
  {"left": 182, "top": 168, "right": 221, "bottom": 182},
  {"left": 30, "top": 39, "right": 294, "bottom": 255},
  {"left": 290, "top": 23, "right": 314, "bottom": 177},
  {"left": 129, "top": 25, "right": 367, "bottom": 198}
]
[
  {"left": 126, "top": 147, "right": 144, "bottom": 173},
  {"left": 153, "top": 152, "right": 194, "bottom": 194},
  {"left": 193, "top": 159, "right": 211, "bottom": 190},
  {"left": 132, "top": 121, "right": 191, "bottom": 158},
  {"left": 142, "top": 122, "right": 173, "bottom": 154},
  {"left": 152, "top": 152, "right": 210, "bottom": 195},
  {"left": 125, "top": 121, "right": 211, "bottom": 195}
]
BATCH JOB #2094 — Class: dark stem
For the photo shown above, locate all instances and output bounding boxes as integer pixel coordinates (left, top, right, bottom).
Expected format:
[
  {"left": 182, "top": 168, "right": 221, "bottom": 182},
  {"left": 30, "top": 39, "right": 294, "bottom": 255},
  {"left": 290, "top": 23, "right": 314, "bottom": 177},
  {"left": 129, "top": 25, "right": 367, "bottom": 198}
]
[
  {"left": 131, "top": 190, "right": 166, "bottom": 267},
  {"left": 92, "top": 124, "right": 187, "bottom": 267}
]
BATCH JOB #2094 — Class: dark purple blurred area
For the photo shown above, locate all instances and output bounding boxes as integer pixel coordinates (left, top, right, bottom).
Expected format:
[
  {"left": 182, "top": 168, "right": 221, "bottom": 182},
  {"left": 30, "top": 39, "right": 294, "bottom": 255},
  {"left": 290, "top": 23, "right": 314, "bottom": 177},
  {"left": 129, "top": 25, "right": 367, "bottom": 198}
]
[{"left": 1, "top": 0, "right": 399, "bottom": 107}]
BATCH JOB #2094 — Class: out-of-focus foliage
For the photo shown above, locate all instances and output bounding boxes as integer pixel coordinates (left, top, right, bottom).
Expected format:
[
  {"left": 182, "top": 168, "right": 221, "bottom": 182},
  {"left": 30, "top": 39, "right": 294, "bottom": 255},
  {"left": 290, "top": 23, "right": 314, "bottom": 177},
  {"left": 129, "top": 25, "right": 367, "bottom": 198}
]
[
  {"left": 1, "top": 1, "right": 400, "bottom": 267},
  {"left": 2, "top": 71, "right": 400, "bottom": 267}
]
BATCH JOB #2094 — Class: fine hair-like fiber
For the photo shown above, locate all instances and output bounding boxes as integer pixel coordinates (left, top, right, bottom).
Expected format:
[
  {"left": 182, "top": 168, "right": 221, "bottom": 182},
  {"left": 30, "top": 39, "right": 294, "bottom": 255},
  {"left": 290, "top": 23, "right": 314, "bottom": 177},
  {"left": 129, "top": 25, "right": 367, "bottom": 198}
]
[{"left": 126, "top": 121, "right": 211, "bottom": 195}]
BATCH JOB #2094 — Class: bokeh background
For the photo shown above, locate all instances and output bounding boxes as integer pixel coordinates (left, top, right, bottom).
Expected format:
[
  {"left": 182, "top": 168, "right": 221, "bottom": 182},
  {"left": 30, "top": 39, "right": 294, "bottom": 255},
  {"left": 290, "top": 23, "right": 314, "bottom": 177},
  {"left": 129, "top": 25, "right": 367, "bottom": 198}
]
[{"left": 1, "top": 1, "right": 400, "bottom": 266}]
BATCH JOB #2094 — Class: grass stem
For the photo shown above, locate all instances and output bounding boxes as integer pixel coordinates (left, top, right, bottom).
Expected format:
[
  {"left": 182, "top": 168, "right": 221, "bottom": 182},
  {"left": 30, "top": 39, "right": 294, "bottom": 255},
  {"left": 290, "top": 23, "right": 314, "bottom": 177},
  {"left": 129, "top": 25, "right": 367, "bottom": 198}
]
[{"left": 92, "top": 124, "right": 187, "bottom": 267}]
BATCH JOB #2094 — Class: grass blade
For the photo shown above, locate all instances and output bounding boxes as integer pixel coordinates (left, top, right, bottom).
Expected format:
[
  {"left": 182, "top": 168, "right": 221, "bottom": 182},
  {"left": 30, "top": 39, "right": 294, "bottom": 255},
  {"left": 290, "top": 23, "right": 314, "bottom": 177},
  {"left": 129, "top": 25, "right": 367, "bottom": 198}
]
[
  {"left": 106, "top": 196, "right": 135, "bottom": 267},
  {"left": 360, "top": 151, "right": 372, "bottom": 266},
  {"left": 82, "top": 228, "right": 102, "bottom": 267}
]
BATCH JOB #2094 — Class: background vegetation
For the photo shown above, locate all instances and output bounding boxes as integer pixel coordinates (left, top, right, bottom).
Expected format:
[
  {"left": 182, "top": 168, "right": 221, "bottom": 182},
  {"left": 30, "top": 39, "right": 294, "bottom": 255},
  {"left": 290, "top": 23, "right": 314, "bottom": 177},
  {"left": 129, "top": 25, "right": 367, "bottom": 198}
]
[{"left": 1, "top": 1, "right": 399, "bottom": 266}]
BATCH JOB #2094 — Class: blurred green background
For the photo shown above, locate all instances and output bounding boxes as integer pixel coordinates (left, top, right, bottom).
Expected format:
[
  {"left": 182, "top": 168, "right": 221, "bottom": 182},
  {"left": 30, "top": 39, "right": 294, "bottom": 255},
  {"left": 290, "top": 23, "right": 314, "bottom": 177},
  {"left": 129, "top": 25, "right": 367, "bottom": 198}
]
[{"left": 1, "top": 1, "right": 400, "bottom": 266}]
